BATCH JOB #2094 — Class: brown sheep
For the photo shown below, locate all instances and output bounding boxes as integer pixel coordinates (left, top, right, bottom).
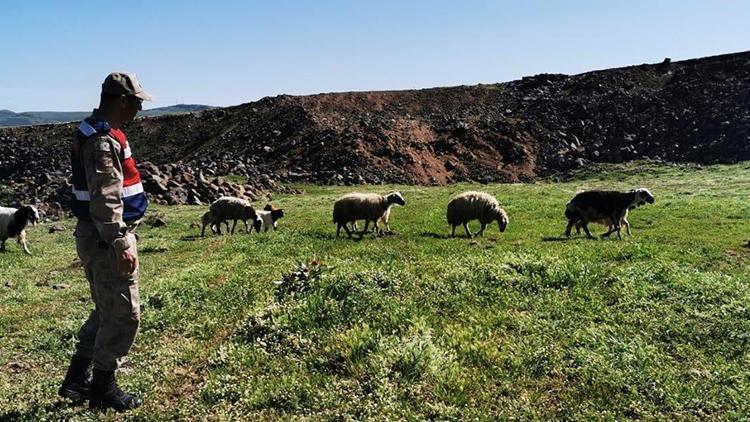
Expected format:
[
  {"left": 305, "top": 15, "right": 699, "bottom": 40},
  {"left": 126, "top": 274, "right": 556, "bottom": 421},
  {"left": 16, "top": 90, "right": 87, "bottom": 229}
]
[
  {"left": 209, "top": 196, "right": 261, "bottom": 234},
  {"left": 446, "top": 191, "right": 508, "bottom": 237}
]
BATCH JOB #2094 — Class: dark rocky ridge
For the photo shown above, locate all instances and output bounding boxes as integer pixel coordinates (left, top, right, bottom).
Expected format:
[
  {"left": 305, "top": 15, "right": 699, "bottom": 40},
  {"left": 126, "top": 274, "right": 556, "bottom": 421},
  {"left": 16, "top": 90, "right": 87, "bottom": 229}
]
[{"left": 1, "top": 51, "right": 748, "bottom": 210}]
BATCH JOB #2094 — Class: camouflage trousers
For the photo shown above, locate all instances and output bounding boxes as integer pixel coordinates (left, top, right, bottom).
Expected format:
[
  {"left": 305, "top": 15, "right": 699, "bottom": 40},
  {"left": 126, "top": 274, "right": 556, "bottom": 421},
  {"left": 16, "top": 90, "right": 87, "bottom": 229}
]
[{"left": 74, "top": 228, "right": 140, "bottom": 371}]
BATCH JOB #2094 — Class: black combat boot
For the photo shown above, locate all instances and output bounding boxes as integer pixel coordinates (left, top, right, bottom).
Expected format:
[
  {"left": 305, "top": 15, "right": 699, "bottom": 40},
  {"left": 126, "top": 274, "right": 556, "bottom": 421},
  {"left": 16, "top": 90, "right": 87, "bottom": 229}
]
[
  {"left": 89, "top": 369, "right": 142, "bottom": 412},
  {"left": 58, "top": 355, "right": 92, "bottom": 401}
]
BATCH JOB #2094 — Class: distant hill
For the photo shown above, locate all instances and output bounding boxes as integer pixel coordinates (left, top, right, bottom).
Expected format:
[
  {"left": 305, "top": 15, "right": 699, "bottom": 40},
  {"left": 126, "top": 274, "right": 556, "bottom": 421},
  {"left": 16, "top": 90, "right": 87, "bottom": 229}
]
[{"left": 0, "top": 104, "right": 214, "bottom": 127}]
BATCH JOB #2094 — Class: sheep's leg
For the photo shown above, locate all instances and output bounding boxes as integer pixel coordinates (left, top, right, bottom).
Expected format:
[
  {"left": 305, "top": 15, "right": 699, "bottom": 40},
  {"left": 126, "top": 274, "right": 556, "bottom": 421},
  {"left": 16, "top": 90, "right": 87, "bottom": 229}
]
[
  {"left": 565, "top": 221, "right": 575, "bottom": 238},
  {"left": 342, "top": 223, "right": 353, "bottom": 238},
  {"left": 575, "top": 221, "right": 582, "bottom": 235},
  {"left": 336, "top": 223, "right": 341, "bottom": 238},
  {"left": 0, "top": 239, "right": 6, "bottom": 252},
  {"left": 477, "top": 222, "right": 486, "bottom": 237},
  {"left": 581, "top": 223, "right": 595, "bottom": 239},
  {"left": 615, "top": 223, "right": 622, "bottom": 240},
  {"left": 462, "top": 222, "right": 471, "bottom": 238},
  {"left": 19, "top": 232, "right": 31, "bottom": 255},
  {"left": 201, "top": 223, "right": 207, "bottom": 237},
  {"left": 623, "top": 218, "right": 631, "bottom": 236},
  {"left": 243, "top": 219, "right": 250, "bottom": 233},
  {"left": 601, "top": 226, "right": 617, "bottom": 238},
  {"left": 451, "top": 225, "right": 456, "bottom": 237},
  {"left": 362, "top": 220, "right": 370, "bottom": 234}
]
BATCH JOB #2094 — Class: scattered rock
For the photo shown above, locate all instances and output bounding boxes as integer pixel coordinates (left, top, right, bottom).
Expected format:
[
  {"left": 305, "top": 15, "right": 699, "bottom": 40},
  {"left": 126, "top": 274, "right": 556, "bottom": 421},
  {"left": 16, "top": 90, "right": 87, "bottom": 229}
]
[
  {"left": 0, "top": 51, "right": 747, "bottom": 201},
  {"left": 146, "top": 215, "right": 167, "bottom": 228},
  {"left": 7, "top": 361, "right": 30, "bottom": 373},
  {"left": 48, "top": 225, "right": 66, "bottom": 233}
]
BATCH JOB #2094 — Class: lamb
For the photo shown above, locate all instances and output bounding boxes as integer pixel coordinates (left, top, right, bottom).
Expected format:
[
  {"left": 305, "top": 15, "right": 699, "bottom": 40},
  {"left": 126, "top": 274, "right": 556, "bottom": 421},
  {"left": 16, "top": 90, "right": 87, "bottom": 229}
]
[
  {"left": 574, "top": 211, "right": 632, "bottom": 236},
  {"left": 350, "top": 207, "right": 393, "bottom": 235},
  {"left": 565, "top": 188, "right": 654, "bottom": 239},
  {"left": 0, "top": 205, "right": 41, "bottom": 255},
  {"left": 446, "top": 191, "right": 508, "bottom": 237},
  {"left": 332, "top": 192, "right": 406, "bottom": 238},
  {"left": 200, "top": 211, "right": 223, "bottom": 236},
  {"left": 257, "top": 204, "right": 285, "bottom": 232},
  {"left": 208, "top": 196, "right": 261, "bottom": 234}
]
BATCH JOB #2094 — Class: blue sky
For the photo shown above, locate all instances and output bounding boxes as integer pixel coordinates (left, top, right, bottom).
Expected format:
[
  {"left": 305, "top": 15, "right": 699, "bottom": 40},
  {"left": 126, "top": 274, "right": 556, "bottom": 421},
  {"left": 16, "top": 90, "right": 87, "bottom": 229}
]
[{"left": 1, "top": 0, "right": 748, "bottom": 111}]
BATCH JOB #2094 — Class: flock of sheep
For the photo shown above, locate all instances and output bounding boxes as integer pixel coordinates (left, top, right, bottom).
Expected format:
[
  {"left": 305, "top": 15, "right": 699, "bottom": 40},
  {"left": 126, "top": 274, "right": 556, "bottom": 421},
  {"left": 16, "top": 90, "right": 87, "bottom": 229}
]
[
  {"left": 0, "top": 187, "right": 657, "bottom": 255},
  {"left": 196, "top": 187, "right": 655, "bottom": 241},
  {"left": 0, "top": 187, "right": 656, "bottom": 255}
]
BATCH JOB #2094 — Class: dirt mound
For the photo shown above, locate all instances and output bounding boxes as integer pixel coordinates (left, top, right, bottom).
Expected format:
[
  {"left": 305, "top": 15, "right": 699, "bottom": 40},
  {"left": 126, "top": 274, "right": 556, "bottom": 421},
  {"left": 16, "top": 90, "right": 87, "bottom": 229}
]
[{"left": 1, "top": 51, "right": 749, "bottom": 208}]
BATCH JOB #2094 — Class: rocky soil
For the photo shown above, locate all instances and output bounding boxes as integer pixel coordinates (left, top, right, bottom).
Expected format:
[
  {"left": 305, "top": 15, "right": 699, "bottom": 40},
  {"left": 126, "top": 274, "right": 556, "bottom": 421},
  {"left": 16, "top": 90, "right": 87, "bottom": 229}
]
[{"left": 1, "top": 51, "right": 748, "bottom": 213}]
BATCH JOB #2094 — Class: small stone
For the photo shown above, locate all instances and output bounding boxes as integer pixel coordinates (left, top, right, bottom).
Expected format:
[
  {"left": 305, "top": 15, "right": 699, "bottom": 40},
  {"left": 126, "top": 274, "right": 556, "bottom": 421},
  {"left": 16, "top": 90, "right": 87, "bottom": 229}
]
[
  {"left": 147, "top": 216, "right": 167, "bottom": 227},
  {"left": 48, "top": 225, "right": 66, "bottom": 233},
  {"left": 7, "top": 361, "right": 30, "bottom": 373}
]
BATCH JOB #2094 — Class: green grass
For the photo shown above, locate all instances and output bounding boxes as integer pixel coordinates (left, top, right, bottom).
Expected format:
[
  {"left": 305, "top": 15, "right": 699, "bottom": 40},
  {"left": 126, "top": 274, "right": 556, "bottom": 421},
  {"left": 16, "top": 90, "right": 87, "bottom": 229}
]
[{"left": 1, "top": 162, "right": 749, "bottom": 420}]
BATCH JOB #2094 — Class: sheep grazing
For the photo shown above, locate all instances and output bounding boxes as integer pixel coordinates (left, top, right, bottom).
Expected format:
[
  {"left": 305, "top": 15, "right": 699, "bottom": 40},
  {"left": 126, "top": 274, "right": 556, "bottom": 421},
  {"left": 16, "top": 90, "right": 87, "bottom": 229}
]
[
  {"left": 0, "top": 205, "right": 41, "bottom": 255},
  {"left": 208, "top": 196, "right": 261, "bottom": 234},
  {"left": 332, "top": 192, "right": 406, "bottom": 238},
  {"left": 446, "top": 191, "right": 508, "bottom": 238},
  {"left": 257, "top": 204, "right": 285, "bottom": 232},
  {"left": 565, "top": 188, "right": 654, "bottom": 239}
]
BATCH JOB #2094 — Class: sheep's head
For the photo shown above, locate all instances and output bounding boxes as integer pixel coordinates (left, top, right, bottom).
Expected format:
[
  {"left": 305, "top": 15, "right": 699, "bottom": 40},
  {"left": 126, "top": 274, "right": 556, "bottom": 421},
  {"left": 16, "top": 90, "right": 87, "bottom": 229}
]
[
  {"left": 632, "top": 188, "right": 655, "bottom": 206},
  {"left": 271, "top": 209, "right": 285, "bottom": 221},
  {"left": 386, "top": 192, "right": 406, "bottom": 206},
  {"left": 264, "top": 203, "right": 276, "bottom": 211},
  {"left": 22, "top": 205, "right": 40, "bottom": 226},
  {"left": 494, "top": 207, "right": 509, "bottom": 232}
]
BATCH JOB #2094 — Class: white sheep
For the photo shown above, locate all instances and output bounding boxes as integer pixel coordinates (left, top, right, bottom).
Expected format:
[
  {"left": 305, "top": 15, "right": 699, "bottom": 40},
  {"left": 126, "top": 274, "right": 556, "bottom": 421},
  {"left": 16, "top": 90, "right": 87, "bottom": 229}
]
[
  {"left": 208, "top": 196, "right": 261, "bottom": 234},
  {"left": 333, "top": 192, "right": 406, "bottom": 238},
  {"left": 257, "top": 204, "right": 285, "bottom": 232},
  {"left": 446, "top": 191, "right": 508, "bottom": 237},
  {"left": 0, "top": 205, "right": 41, "bottom": 255}
]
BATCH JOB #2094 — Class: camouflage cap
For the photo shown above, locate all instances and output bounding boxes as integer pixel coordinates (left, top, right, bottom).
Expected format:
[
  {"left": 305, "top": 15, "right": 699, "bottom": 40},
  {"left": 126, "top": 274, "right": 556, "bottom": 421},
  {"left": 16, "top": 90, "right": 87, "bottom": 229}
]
[{"left": 101, "top": 72, "right": 153, "bottom": 101}]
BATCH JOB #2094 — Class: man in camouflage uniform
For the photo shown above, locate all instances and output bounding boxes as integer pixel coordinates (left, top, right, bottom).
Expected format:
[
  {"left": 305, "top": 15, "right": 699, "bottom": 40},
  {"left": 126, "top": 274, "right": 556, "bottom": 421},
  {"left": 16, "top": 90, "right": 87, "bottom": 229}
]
[{"left": 59, "top": 72, "right": 151, "bottom": 412}]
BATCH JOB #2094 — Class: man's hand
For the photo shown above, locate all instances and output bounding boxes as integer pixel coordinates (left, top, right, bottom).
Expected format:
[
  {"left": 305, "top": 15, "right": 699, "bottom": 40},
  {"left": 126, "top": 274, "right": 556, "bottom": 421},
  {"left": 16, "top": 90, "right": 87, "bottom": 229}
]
[{"left": 118, "top": 248, "right": 137, "bottom": 275}]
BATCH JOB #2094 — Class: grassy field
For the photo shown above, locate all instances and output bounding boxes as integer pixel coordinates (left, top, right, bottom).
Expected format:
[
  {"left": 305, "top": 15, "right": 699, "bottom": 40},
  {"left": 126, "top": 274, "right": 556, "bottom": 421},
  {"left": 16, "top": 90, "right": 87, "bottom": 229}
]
[{"left": 1, "top": 162, "right": 749, "bottom": 420}]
